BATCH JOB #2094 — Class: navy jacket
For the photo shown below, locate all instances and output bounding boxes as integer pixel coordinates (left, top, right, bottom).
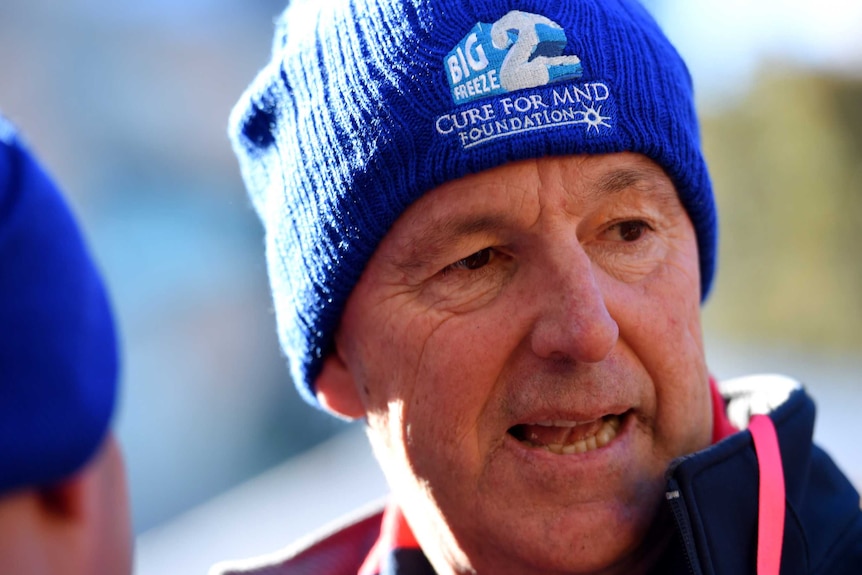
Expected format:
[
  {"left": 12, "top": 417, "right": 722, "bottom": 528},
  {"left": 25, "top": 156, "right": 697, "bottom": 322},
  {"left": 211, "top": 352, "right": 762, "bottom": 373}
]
[
  {"left": 212, "top": 377, "right": 862, "bottom": 575},
  {"left": 661, "top": 377, "right": 862, "bottom": 574}
]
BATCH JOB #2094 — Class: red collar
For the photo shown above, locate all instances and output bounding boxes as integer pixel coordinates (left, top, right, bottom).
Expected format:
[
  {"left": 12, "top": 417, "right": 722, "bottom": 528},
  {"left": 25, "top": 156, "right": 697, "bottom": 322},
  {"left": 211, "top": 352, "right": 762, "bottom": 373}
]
[
  {"left": 358, "top": 501, "right": 420, "bottom": 575},
  {"left": 710, "top": 375, "right": 738, "bottom": 443}
]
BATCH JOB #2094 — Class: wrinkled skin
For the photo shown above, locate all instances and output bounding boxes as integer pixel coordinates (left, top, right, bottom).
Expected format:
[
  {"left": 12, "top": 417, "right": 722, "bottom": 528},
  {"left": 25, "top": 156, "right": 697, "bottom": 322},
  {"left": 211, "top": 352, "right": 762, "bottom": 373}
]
[{"left": 318, "top": 153, "right": 713, "bottom": 575}]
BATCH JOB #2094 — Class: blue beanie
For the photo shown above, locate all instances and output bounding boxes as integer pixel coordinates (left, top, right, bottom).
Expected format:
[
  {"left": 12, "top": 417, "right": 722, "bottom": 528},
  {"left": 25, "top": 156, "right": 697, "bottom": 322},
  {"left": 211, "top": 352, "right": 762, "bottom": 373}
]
[
  {"left": 0, "top": 116, "right": 118, "bottom": 494},
  {"left": 230, "top": 0, "right": 717, "bottom": 409}
]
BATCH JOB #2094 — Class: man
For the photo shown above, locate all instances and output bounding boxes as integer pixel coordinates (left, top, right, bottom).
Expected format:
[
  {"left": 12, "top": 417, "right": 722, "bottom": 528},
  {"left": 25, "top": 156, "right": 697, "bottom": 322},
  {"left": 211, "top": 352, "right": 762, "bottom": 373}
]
[
  {"left": 0, "top": 115, "right": 132, "bottom": 575},
  {"left": 218, "top": 1, "right": 862, "bottom": 573}
]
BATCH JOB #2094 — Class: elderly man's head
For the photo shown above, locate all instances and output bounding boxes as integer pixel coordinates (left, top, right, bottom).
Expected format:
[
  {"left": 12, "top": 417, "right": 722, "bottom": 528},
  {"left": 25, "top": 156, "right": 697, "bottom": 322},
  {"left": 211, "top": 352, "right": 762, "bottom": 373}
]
[
  {"left": 318, "top": 153, "right": 712, "bottom": 573},
  {"left": 231, "top": 1, "right": 716, "bottom": 573}
]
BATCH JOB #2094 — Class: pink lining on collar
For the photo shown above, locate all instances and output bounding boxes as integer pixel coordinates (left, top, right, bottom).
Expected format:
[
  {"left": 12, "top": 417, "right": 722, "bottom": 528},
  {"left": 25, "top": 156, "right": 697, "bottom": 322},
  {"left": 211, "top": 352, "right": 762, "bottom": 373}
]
[{"left": 749, "top": 414, "right": 786, "bottom": 575}]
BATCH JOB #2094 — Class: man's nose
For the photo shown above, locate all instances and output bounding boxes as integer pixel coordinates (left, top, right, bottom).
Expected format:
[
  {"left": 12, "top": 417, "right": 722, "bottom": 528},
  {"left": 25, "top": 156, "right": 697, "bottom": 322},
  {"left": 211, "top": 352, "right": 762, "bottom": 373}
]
[{"left": 528, "top": 242, "right": 619, "bottom": 364}]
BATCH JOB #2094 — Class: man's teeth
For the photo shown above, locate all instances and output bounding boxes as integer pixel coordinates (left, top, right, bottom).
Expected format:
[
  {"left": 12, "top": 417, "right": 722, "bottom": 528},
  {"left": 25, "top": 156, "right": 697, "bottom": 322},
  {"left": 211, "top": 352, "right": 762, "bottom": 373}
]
[
  {"left": 526, "top": 415, "right": 621, "bottom": 455},
  {"left": 534, "top": 420, "right": 579, "bottom": 428}
]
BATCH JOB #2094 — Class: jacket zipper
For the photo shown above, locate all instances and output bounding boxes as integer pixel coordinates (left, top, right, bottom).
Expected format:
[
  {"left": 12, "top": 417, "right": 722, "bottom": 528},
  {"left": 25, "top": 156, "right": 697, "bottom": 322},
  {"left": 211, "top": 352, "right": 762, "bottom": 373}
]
[{"left": 665, "top": 476, "right": 703, "bottom": 575}]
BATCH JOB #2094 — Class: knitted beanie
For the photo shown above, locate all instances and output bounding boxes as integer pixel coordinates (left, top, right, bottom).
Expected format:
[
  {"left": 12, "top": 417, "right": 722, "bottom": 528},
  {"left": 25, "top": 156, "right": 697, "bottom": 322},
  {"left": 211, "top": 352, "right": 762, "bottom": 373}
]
[
  {"left": 0, "top": 117, "right": 118, "bottom": 494},
  {"left": 230, "top": 0, "right": 717, "bottom": 409}
]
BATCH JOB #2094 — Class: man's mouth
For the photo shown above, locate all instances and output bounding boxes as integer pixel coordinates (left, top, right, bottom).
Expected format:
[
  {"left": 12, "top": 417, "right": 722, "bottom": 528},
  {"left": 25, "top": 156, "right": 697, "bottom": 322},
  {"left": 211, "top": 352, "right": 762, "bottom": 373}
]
[{"left": 508, "top": 413, "right": 624, "bottom": 455}]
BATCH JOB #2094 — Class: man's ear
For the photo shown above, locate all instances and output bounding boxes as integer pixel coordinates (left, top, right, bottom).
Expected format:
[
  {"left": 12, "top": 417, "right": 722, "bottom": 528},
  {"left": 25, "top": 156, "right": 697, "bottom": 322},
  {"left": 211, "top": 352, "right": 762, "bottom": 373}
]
[
  {"left": 39, "top": 475, "right": 88, "bottom": 522},
  {"left": 315, "top": 349, "right": 366, "bottom": 420}
]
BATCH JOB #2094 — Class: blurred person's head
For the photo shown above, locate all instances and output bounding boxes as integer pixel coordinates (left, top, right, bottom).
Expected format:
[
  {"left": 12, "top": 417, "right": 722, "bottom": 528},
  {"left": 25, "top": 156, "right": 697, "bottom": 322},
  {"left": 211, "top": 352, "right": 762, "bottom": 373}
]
[
  {"left": 0, "top": 116, "right": 131, "bottom": 575},
  {"left": 231, "top": 1, "right": 717, "bottom": 572}
]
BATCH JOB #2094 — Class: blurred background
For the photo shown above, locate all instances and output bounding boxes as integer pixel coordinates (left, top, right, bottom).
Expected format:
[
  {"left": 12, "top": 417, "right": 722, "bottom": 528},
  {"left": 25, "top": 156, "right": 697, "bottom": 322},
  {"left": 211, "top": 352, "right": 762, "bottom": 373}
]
[{"left": 0, "top": 0, "right": 859, "bottom": 573}]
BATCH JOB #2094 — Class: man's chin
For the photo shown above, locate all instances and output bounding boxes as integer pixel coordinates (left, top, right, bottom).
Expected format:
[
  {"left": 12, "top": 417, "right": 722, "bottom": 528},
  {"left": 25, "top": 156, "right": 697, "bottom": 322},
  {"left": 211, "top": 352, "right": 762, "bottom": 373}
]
[{"left": 438, "top": 496, "right": 668, "bottom": 575}]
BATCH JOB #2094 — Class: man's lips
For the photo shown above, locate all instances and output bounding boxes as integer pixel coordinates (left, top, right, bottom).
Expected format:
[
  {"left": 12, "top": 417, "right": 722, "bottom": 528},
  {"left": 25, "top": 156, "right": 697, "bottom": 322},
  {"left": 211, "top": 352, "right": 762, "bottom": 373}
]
[{"left": 508, "top": 413, "right": 626, "bottom": 455}]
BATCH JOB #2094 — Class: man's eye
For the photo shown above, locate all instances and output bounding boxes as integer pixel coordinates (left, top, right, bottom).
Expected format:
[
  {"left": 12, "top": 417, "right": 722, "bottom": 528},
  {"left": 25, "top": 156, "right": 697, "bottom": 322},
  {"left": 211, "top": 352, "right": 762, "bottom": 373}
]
[
  {"left": 613, "top": 220, "right": 651, "bottom": 242},
  {"left": 445, "top": 248, "right": 492, "bottom": 273}
]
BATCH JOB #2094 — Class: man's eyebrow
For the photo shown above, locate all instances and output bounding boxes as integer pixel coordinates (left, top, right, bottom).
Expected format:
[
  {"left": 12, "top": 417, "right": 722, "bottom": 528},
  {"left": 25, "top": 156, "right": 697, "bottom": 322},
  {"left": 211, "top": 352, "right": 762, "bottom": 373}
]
[
  {"left": 585, "top": 165, "right": 682, "bottom": 211},
  {"left": 593, "top": 166, "right": 670, "bottom": 197},
  {"left": 389, "top": 213, "right": 512, "bottom": 273}
]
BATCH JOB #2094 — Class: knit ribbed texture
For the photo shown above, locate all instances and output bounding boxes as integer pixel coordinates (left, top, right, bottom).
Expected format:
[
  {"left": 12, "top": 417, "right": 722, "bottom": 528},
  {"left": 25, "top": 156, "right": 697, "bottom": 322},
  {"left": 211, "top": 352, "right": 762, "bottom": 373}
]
[
  {"left": 0, "top": 119, "right": 118, "bottom": 493},
  {"left": 230, "top": 0, "right": 717, "bottom": 409}
]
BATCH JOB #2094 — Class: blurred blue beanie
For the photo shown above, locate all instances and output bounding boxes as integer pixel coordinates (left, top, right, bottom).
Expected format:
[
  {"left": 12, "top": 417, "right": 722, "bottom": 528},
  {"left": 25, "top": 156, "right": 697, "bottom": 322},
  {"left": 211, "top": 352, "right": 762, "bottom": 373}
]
[
  {"left": 230, "top": 0, "right": 717, "bottom": 409},
  {"left": 0, "top": 116, "right": 118, "bottom": 494}
]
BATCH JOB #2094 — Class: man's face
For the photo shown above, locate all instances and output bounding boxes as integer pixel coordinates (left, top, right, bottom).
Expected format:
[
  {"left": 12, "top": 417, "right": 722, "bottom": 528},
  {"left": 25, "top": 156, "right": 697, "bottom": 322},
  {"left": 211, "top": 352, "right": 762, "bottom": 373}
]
[{"left": 328, "top": 153, "right": 712, "bottom": 575}]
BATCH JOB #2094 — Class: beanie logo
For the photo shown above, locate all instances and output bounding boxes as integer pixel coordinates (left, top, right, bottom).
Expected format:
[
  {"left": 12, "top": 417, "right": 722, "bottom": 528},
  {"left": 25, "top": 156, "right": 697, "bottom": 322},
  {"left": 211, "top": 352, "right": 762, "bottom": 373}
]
[
  {"left": 446, "top": 11, "right": 584, "bottom": 104},
  {"left": 437, "top": 10, "right": 613, "bottom": 149}
]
